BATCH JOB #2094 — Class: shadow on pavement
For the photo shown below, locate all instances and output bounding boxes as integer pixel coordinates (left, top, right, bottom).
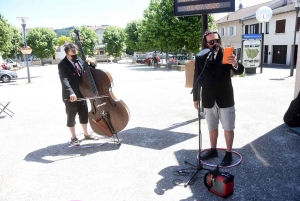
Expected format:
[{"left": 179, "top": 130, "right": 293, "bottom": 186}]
[
  {"left": 156, "top": 124, "right": 300, "bottom": 200},
  {"left": 18, "top": 76, "right": 42, "bottom": 79},
  {"left": 262, "top": 64, "right": 291, "bottom": 69},
  {"left": 24, "top": 141, "right": 120, "bottom": 163},
  {"left": 119, "top": 118, "right": 198, "bottom": 150}
]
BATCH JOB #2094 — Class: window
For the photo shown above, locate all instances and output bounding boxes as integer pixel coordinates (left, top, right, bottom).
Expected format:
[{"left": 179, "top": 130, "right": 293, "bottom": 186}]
[
  {"left": 228, "top": 26, "right": 236, "bottom": 36},
  {"left": 219, "top": 28, "right": 226, "bottom": 36},
  {"left": 249, "top": 23, "right": 259, "bottom": 34},
  {"left": 266, "top": 22, "right": 269, "bottom": 34},
  {"left": 275, "top": 19, "right": 286, "bottom": 33},
  {"left": 245, "top": 25, "right": 249, "bottom": 34}
]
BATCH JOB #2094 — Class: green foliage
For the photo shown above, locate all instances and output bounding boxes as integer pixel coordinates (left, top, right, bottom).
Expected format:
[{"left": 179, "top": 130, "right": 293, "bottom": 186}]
[
  {"left": 54, "top": 27, "right": 74, "bottom": 37},
  {"left": 26, "top": 27, "right": 57, "bottom": 61},
  {"left": 239, "top": 72, "right": 246, "bottom": 77},
  {"left": 7, "top": 27, "right": 23, "bottom": 59},
  {"left": 102, "top": 26, "right": 126, "bottom": 57},
  {"left": 125, "top": 20, "right": 142, "bottom": 53},
  {"left": 57, "top": 35, "right": 73, "bottom": 46},
  {"left": 72, "top": 26, "right": 98, "bottom": 57},
  {"left": 136, "top": 0, "right": 215, "bottom": 55},
  {"left": 0, "top": 14, "right": 13, "bottom": 57}
]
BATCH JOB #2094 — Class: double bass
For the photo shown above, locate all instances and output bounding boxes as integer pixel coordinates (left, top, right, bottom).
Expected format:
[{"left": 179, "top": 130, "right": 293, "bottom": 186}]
[{"left": 74, "top": 29, "right": 130, "bottom": 137}]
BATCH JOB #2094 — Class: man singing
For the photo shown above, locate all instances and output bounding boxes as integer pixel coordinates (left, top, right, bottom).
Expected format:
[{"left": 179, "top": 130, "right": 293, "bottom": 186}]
[{"left": 193, "top": 30, "right": 244, "bottom": 166}]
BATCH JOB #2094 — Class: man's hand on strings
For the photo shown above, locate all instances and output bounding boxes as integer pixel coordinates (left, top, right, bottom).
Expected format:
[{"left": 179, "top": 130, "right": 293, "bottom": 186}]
[{"left": 86, "top": 57, "right": 95, "bottom": 66}]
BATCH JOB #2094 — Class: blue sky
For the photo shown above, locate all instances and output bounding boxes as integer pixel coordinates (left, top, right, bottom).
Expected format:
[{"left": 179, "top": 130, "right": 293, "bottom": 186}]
[{"left": 1, "top": 0, "right": 272, "bottom": 30}]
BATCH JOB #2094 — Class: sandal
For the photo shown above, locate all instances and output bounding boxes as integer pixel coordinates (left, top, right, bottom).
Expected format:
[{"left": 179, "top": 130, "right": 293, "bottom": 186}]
[{"left": 84, "top": 134, "right": 99, "bottom": 140}]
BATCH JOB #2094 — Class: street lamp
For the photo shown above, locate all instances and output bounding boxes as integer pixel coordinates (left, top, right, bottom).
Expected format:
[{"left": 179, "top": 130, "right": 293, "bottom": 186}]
[
  {"left": 290, "top": 0, "right": 300, "bottom": 76},
  {"left": 17, "top": 17, "right": 31, "bottom": 83},
  {"left": 256, "top": 6, "right": 272, "bottom": 73}
]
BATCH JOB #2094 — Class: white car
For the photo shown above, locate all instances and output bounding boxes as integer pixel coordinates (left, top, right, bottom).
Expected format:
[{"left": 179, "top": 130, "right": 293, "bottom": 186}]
[
  {"left": 5, "top": 58, "right": 21, "bottom": 68},
  {"left": 0, "top": 69, "right": 18, "bottom": 83}
]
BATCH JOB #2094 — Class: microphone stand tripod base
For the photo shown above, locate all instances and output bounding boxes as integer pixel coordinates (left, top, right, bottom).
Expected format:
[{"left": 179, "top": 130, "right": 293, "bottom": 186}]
[{"left": 182, "top": 158, "right": 212, "bottom": 187}]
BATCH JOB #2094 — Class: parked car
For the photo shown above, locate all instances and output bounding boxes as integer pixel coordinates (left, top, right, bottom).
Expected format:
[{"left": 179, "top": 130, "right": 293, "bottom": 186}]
[
  {"left": 176, "top": 55, "right": 195, "bottom": 65},
  {"left": 5, "top": 58, "right": 20, "bottom": 67},
  {"left": 177, "top": 55, "right": 188, "bottom": 65},
  {"left": 0, "top": 69, "right": 18, "bottom": 83},
  {"left": 143, "top": 57, "right": 161, "bottom": 65},
  {"left": 1, "top": 63, "right": 9, "bottom": 70}
]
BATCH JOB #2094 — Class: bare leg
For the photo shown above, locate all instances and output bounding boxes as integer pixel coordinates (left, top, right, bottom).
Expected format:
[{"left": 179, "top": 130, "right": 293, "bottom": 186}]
[
  {"left": 224, "top": 130, "right": 234, "bottom": 152},
  {"left": 209, "top": 129, "right": 218, "bottom": 149},
  {"left": 69, "top": 126, "right": 76, "bottom": 139},
  {"left": 81, "top": 124, "right": 89, "bottom": 136}
]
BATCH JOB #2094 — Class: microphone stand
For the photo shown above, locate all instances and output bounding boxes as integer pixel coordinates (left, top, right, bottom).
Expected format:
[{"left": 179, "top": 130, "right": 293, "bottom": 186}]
[{"left": 183, "top": 52, "right": 214, "bottom": 187}]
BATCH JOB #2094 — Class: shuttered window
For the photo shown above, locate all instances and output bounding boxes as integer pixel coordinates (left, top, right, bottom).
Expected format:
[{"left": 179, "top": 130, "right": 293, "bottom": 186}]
[
  {"left": 275, "top": 19, "right": 286, "bottom": 33},
  {"left": 228, "top": 26, "right": 236, "bottom": 36},
  {"left": 219, "top": 27, "right": 226, "bottom": 36},
  {"left": 249, "top": 23, "right": 259, "bottom": 34}
]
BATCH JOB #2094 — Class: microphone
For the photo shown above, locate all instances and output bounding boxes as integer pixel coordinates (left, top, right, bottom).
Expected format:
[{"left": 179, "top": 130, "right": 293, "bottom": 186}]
[
  {"left": 196, "top": 48, "right": 210, "bottom": 57},
  {"left": 206, "top": 45, "right": 217, "bottom": 59},
  {"left": 196, "top": 45, "right": 217, "bottom": 59}
]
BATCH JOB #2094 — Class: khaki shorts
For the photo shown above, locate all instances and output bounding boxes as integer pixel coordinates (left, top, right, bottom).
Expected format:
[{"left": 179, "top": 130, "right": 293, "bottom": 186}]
[{"left": 204, "top": 102, "right": 236, "bottom": 131}]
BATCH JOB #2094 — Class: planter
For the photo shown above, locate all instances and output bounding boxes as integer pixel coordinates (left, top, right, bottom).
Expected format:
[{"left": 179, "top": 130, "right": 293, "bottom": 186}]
[{"left": 21, "top": 49, "right": 32, "bottom": 54}]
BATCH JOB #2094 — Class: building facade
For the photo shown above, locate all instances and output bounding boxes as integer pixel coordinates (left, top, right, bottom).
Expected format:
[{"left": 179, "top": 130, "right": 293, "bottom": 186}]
[{"left": 216, "top": 0, "right": 299, "bottom": 66}]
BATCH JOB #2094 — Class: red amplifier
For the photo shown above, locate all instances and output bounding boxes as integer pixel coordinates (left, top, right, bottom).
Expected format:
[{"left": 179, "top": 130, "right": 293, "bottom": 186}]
[{"left": 204, "top": 171, "right": 234, "bottom": 198}]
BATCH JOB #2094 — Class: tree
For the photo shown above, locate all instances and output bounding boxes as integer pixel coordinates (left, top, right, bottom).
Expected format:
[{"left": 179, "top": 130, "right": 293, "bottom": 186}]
[
  {"left": 125, "top": 20, "right": 142, "bottom": 55},
  {"left": 0, "top": 14, "right": 13, "bottom": 57},
  {"left": 26, "top": 27, "right": 57, "bottom": 65},
  {"left": 57, "top": 35, "right": 73, "bottom": 46},
  {"left": 102, "top": 26, "right": 126, "bottom": 57},
  {"left": 7, "top": 27, "right": 23, "bottom": 59},
  {"left": 138, "top": 0, "right": 215, "bottom": 56},
  {"left": 138, "top": 0, "right": 161, "bottom": 52},
  {"left": 72, "top": 26, "right": 98, "bottom": 57},
  {"left": 54, "top": 26, "right": 74, "bottom": 37}
]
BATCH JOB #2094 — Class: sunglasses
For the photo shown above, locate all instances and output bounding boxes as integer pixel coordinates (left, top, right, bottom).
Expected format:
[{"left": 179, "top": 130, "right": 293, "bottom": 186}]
[{"left": 207, "top": 39, "right": 220, "bottom": 45}]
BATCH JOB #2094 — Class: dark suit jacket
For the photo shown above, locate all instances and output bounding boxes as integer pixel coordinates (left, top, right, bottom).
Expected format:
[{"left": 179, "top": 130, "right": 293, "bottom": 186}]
[
  {"left": 58, "top": 56, "right": 96, "bottom": 101},
  {"left": 193, "top": 51, "right": 244, "bottom": 108}
]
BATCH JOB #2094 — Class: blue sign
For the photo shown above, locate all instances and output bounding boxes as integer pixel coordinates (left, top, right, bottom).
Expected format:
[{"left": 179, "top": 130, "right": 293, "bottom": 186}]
[{"left": 243, "top": 34, "right": 262, "bottom": 39}]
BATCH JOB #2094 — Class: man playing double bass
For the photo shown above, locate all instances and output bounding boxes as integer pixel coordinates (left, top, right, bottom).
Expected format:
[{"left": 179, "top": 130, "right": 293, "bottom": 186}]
[{"left": 58, "top": 43, "right": 99, "bottom": 146}]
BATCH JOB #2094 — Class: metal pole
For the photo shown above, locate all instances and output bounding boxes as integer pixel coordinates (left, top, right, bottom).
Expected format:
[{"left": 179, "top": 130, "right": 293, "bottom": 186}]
[
  {"left": 261, "top": 33, "right": 264, "bottom": 74},
  {"left": 290, "top": 7, "right": 299, "bottom": 76},
  {"left": 14, "top": 39, "right": 17, "bottom": 60},
  {"left": 22, "top": 23, "right": 31, "bottom": 83},
  {"left": 202, "top": 14, "right": 208, "bottom": 32}
]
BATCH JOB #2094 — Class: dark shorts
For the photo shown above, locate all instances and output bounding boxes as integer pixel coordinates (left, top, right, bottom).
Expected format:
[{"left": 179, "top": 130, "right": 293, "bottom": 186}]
[{"left": 64, "top": 100, "right": 88, "bottom": 127}]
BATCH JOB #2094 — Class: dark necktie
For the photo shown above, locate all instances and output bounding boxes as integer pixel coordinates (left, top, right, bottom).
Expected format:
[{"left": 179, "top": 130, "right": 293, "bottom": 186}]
[{"left": 74, "top": 63, "right": 81, "bottom": 76}]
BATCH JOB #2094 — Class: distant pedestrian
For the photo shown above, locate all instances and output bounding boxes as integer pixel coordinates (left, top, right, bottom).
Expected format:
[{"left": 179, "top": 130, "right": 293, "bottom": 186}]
[
  {"left": 153, "top": 54, "right": 158, "bottom": 69},
  {"left": 167, "top": 56, "right": 177, "bottom": 70}
]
